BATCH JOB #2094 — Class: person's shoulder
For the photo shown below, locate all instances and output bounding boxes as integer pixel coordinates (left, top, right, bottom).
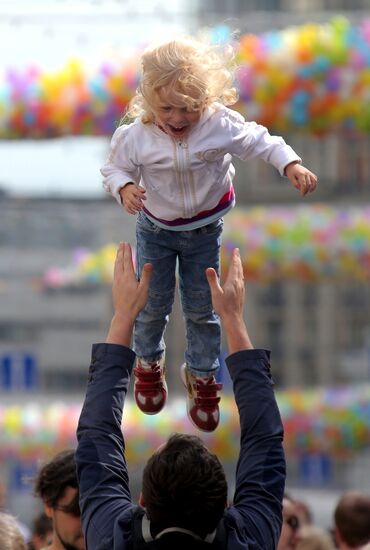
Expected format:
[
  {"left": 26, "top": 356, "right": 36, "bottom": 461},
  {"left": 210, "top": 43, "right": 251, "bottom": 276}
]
[
  {"left": 110, "top": 120, "right": 134, "bottom": 143},
  {"left": 128, "top": 118, "right": 159, "bottom": 139},
  {"left": 110, "top": 117, "right": 150, "bottom": 147},
  {"left": 217, "top": 508, "right": 253, "bottom": 548},
  {"left": 206, "top": 104, "right": 248, "bottom": 133},
  {"left": 115, "top": 117, "right": 143, "bottom": 136},
  {"left": 214, "top": 104, "right": 246, "bottom": 123},
  {"left": 112, "top": 503, "right": 141, "bottom": 546}
]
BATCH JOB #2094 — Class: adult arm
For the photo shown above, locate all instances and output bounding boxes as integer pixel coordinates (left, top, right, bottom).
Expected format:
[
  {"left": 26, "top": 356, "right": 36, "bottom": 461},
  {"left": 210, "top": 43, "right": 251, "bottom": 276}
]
[
  {"left": 207, "top": 250, "right": 286, "bottom": 549},
  {"left": 76, "top": 243, "right": 152, "bottom": 549}
]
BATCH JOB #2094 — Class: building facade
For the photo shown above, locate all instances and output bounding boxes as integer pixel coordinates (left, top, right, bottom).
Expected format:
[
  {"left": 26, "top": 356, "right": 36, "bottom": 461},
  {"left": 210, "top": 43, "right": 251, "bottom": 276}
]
[{"left": 0, "top": 130, "right": 369, "bottom": 395}]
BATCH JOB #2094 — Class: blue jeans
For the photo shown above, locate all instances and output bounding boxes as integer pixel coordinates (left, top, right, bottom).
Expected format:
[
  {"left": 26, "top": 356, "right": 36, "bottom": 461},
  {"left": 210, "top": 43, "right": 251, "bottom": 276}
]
[{"left": 133, "top": 212, "right": 223, "bottom": 377}]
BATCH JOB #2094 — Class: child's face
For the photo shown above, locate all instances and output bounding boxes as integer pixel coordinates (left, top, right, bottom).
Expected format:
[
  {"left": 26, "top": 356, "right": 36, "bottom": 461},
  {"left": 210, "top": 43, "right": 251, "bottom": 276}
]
[{"left": 152, "top": 89, "right": 204, "bottom": 140}]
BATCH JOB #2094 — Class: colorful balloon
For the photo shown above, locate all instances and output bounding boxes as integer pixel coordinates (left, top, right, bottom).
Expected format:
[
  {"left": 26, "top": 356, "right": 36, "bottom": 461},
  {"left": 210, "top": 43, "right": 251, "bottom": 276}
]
[
  {"left": 0, "top": 17, "right": 369, "bottom": 138},
  {"left": 42, "top": 206, "right": 370, "bottom": 288},
  {"left": 1, "top": 386, "right": 370, "bottom": 461}
]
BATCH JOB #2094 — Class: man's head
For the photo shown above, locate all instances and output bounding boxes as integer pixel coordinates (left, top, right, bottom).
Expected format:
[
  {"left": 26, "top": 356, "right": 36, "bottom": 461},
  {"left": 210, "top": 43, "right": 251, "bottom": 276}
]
[
  {"left": 34, "top": 449, "right": 85, "bottom": 550},
  {"left": 334, "top": 491, "right": 370, "bottom": 548},
  {"left": 30, "top": 512, "right": 53, "bottom": 550},
  {"left": 141, "top": 433, "right": 227, "bottom": 537}
]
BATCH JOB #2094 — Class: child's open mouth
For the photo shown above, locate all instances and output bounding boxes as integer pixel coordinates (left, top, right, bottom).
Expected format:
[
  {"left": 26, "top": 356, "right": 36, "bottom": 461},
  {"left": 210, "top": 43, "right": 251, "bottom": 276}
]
[{"left": 167, "top": 124, "right": 188, "bottom": 137}]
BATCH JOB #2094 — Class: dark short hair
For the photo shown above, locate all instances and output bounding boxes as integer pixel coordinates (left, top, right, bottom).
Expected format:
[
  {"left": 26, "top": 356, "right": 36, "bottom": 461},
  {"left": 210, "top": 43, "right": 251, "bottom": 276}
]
[
  {"left": 31, "top": 512, "right": 52, "bottom": 537},
  {"left": 142, "top": 434, "right": 227, "bottom": 536},
  {"left": 334, "top": 491, "right": 370, "bottom": 547},
  {"left": 34, "top": 449, "right": 78, "bottom": 508}
]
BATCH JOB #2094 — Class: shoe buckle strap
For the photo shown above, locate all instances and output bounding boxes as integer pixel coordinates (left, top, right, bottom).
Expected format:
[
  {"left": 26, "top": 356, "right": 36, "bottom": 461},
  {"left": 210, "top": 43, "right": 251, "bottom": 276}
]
[
  {"left": 134, "top": 368, "right": 163, "bottom": 381},
  {"left": 195, "top": 382, "right": 222, "bottom": 393},
  {"left": 194, "top": 395, "right": 221, "bottom": 408},
  {"left": 135, "top": 380, "right": 164, "bottom": 391}
]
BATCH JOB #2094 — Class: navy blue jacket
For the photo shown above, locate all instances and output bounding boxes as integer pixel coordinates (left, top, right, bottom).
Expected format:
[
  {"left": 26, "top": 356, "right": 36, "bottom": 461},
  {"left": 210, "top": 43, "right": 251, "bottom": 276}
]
[{"left": 76, "top": 344, "right": 285, "bottom": 549}]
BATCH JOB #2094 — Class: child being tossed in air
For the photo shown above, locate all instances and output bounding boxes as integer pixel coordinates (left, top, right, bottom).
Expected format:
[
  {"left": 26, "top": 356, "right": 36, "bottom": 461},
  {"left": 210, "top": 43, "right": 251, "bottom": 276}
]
[{"left": 101, "top": 36, "right": 318, "bottom": 432}]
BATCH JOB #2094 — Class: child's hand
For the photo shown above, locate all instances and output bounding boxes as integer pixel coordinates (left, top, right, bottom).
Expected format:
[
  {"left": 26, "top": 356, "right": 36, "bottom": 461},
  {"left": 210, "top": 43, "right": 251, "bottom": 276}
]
[
  {"left": 120, "top": 183, "right": 146, "bottom": 214},
  {"left": 285, "top": 162, "right": 318, "bottom": 197}
]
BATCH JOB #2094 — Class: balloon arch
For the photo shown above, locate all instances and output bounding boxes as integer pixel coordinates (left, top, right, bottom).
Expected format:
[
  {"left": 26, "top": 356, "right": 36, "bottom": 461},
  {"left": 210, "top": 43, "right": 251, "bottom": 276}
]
[{"left": 1, "top": 17, "right": 370, "bottom": 139}]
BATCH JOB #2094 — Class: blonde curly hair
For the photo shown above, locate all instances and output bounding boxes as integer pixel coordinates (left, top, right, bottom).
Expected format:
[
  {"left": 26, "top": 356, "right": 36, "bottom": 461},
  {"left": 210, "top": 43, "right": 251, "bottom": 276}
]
[{"left": 126, "top": 36, "right": 238, "bottom": 123}]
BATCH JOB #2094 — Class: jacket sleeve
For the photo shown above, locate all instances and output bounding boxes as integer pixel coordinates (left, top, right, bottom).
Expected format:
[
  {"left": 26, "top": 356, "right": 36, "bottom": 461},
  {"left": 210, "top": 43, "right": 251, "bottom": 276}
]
[
  {"left": 226, "top": 110, "right": 301, "bottom": 175},
  {"left": 226, "top": 349, "right": 286, "bottom": 550},
  {"left": 101, "top": 124, "right": 142, "bottom": 204},
  {"left": 76, "top": 342, "right": 136, "bottom": 549}
]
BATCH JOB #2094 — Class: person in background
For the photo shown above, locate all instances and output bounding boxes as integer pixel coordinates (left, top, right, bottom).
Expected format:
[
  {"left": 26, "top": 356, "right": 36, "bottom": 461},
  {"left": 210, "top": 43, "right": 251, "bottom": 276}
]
[
  {"left": 334, "top": 491, "right": 370, "bottom": 549},
  {"left": 28, "top": 512, "right": 53, "bottom": 550},
  {"left": 0, "top": 479, "right": 31, "bottom": 543},
  {"left": 0, "top": 512, "right": 26, "bottom": 550},
  {"left": 76, "top": 243, "right": 286, "bottom": 549},
  {"left": 296, "top": 525, "right": 335, "bottom": 550},
  {"left": 277, "top": 494, "right": 301, "bottom": 550},
  {"left": 34, "top": 450, "right": 85, "bottom": 550},
  {"left": 295, "top": 499, "right": 313, "bottom": 527},
  {"left": 101, "top": 35, "right": 318, "bottom": 432},
  {"left": 0, "top": 480, "right": 5, "bottom": 510}
]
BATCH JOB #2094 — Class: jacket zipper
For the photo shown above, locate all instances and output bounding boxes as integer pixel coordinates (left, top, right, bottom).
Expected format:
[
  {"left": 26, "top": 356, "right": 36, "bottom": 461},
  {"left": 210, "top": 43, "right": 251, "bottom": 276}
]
[{"left": 176, "top": 140, "right": 194, "bottom": 219}]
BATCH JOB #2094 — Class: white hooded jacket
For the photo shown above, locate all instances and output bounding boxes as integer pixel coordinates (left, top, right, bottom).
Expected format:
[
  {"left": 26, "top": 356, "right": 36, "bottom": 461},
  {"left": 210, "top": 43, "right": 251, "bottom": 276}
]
[{"left": 101, "top": 104, "right": 301, "bottom": 230}]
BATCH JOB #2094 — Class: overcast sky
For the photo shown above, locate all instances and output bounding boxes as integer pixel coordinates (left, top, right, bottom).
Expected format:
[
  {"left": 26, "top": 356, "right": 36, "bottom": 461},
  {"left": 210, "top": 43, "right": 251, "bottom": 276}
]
[{"left": 0, "top": 0, "right": 191, "bottom": 197}]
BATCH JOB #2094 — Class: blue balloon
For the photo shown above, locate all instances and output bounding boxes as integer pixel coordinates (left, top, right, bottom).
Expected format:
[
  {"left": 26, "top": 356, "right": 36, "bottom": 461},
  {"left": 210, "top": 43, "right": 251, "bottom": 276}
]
[
  {"left": 292, "top": 90, "right": 310, "bottom": 105},
  {"left": 211, "top": 25, "right": 231, "bottom": 45},
  {"left": 291, "top": 106, "right": 308, "bottom": 125}
]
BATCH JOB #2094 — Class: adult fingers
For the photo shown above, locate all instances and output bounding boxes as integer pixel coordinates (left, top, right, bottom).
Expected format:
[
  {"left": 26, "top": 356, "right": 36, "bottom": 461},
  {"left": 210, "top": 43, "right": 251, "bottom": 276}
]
[
  {"left": 113, "top": 242, "right": 125, "bottom": 280},
  {"left": 139, "top": 263, "right": 153, "bottom": 292},
  {"left": 205, "top": 267, "right": 223, "bottom": 297},
  {"left": 226, "top": 248, "right": 243, "bottom": 281},
  {"left": 122, "top": 242, "right": 136, "bottom": 278}
]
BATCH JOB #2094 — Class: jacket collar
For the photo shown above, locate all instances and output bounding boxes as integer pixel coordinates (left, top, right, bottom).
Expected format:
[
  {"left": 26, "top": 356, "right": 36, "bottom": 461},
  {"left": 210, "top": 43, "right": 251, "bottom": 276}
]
[{"left": 141, "top": 514, "right": 217, "bottom": 544}]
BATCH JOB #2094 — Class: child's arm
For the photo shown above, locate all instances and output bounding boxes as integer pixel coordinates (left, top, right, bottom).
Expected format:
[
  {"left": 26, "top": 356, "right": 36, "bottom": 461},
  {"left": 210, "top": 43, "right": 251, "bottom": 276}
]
[
  {"left": 119, "top": 183, "right": 147, "bottom": 215},
  {"left": 284, "top": 161, "right": 318, "bottom": 196},
  {"left": 101, "top": 125, "right": 142, "bottom": 205},
  {"left": 227, "top": 114, "right": 318, "bottom": 196}
]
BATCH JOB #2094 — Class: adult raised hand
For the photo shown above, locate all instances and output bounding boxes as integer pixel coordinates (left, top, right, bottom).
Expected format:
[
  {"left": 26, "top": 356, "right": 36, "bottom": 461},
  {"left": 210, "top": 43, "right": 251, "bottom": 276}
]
[{"left": 107, "top": 242, "right": 152, "bottom": 345}]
